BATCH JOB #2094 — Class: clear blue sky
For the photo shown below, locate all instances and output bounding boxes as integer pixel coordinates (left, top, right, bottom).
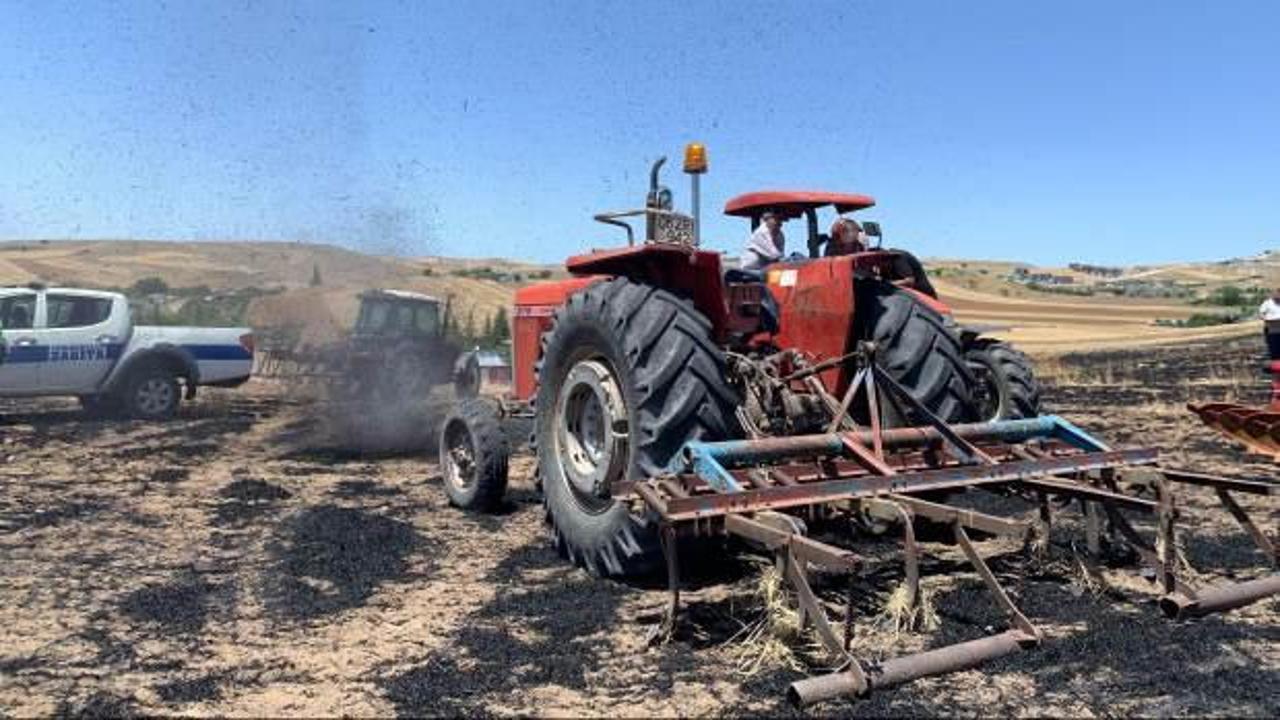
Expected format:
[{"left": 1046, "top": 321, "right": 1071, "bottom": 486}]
[{"left": 1, "top": 1, "right": 1277, "bottom": 265}]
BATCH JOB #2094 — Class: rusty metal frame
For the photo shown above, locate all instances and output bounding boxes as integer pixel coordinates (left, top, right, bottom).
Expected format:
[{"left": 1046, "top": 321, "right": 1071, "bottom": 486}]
[{"left": 645, "top": 355, "right": 1279, "bottom": 707}]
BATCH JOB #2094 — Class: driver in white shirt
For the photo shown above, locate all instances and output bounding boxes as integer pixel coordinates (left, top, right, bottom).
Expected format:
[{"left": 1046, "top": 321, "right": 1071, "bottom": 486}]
[{"left": 1259, "top": 287, "right": 1280, "bottom": 360}]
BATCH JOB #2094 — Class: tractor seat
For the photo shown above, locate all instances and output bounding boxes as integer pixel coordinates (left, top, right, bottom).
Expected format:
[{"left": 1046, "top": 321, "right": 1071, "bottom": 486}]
[{"left": 724, "top": 268, "right": 764, "bottom": 284}]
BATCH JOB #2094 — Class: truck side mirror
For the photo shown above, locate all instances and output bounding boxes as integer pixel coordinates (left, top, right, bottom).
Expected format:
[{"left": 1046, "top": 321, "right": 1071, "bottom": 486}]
[{"left": 862, "top": 221, "right": 882, "bottom": 238}]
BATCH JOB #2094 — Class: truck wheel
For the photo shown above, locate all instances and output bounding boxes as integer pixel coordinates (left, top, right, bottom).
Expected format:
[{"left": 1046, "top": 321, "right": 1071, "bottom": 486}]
[
  {"left": 440, "top": 398, "right": 510, "bottom": 511},
  {"left": 124, "top": 366, "right": 181, "bottom": 420},
  {"left": 535, "top": 277, "right": 740, "bottom": 577},
  {"left": 860, "top": 282, "right": 976, "bottom": 424},
  {"left": 965, "top": 341, "right": 1042, "bottom": 421}
]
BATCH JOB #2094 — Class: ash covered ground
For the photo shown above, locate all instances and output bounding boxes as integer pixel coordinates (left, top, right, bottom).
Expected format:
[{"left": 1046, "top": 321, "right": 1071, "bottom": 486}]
[{"left": 1, "top": 339, "right": 1276, "bottom": 717}]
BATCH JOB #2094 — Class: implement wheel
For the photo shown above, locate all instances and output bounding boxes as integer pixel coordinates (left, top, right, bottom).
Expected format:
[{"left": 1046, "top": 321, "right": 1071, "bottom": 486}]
[
  {"left": 440, "top": 398, "right": 510, "bottom": 511},
  {"left": 535, "top": 277, "right": 740, "bottom": 577},
  {"left": 965, "top": 340, "right": 1043, "bottom": 421}
]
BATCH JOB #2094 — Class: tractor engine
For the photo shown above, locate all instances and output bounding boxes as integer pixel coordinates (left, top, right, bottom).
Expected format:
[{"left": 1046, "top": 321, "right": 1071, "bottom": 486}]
[{"left": 728, "top": 350, "right": 833, "bottom": 437}]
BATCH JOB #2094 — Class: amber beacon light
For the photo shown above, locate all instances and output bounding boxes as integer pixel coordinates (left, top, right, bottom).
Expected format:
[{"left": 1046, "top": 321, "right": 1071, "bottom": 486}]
[{"left": 683, "top": 143, "right": 708, "bottom": 174}]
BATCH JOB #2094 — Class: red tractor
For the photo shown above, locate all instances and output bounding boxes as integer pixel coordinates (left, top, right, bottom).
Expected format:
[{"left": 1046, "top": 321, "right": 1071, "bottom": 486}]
[
  {"left": 437, "top": 147, "right": 1280, "bottom": 704},
  {"left": 439, "top": 146, "right": 1042, "bottom": 576}
]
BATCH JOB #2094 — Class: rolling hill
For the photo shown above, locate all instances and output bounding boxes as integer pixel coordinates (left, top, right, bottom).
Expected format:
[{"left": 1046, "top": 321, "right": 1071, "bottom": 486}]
[{"left": 0, "top": 239, "right": 1272, "bottom": 353}]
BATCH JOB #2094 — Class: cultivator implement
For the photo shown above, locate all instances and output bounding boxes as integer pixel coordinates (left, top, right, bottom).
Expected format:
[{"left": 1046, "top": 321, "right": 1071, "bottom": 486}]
[
  {"left": 642, "top": 360, "right": 1279, "bottom": 706},
  {"left": 1188, "top": 360, "right": 1280, "bottom": 460}
]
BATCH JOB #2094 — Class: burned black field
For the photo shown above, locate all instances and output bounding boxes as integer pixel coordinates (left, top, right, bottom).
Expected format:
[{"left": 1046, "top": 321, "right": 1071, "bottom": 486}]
[{"left": 0, "top": 338, "right": 1276, "bottom": 717}]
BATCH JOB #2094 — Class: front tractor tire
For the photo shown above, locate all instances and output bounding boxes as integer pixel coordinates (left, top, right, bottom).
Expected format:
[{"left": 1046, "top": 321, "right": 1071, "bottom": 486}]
[
  {"left": 535, "top": 277, "right": 740, "bottom": 577},
  {"left": 440, "top": 398, "right": 510, "bottom": 512},
  {"left": 965, "top": 341, "right": 1043, "bottom": 421},
  {"left": 862, "top": 282, "right": 976, "bottom": 424}
]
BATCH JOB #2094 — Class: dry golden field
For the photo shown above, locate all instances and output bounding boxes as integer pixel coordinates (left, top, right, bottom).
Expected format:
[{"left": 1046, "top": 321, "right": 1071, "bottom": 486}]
[{"left": 3, "top": 240, "right": 1275, "bottom": 353}]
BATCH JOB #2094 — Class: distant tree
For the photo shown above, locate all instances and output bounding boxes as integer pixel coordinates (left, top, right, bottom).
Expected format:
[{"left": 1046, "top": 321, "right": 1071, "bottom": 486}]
[
  {"left": 310, "top": 264, "right": 323, "bottom": 287},
  {"left": 490, "top": 306, "right": 510, "bottom": 345},
  {"left": 462, "top": 309, "right": 476, "bottom": 347},
  {"left": 131, "top": 277, "right": 169, "bottom": 296},
  {"left": 443, "top": 306, "right": 459, "bottom": 343}
]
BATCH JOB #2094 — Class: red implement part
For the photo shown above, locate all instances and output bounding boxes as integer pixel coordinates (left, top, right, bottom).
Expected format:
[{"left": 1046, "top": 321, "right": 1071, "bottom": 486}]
[
  {"left": 1188, "top": 402, "right": 1280, "bottom": 460},
  {"left": 1188, "top": 361, "right": 1280, "bottom": 461}
]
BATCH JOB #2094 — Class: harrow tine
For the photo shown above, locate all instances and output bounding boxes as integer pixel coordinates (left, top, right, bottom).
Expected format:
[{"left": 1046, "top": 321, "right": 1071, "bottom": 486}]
[
  {"left": 787, "top": 511, "right": 1041, "bottom": 707},
  {"left": 1212, "top": 487, "right": 1278, "bottom": 565}
]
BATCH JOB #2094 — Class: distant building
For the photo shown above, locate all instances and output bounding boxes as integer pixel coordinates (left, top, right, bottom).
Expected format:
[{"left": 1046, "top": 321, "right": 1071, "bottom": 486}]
[
  {"left": 475, "top": 350, "right": 511, "bottom": 387},
  {"left": 1068, "top": 263, "right": 1123, "bottom": 277},
  {"left": 1009, "top": 267, "right": 1074, "bottom": 285}
]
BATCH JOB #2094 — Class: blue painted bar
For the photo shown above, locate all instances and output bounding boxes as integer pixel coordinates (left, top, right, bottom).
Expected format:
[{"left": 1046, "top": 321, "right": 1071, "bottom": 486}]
[
  {"left": 1046, "top": 415, "right": 1112, "bottom": 452},
  {"left": 677, "top": 416, "right": 1118, "bottom": 497},
  {"left": 681, "top": 417, "right": 1062, "bottom": 472}
]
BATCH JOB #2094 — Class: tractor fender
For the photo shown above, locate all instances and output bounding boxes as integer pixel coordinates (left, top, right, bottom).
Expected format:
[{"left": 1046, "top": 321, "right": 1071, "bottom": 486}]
[
  {"left": 956, "top": 325, "right": 1015, "bottom": 350},
  {"left": 102, "top": 344, "right": 201, "bottom": 400},
  {"left": 565, "top": 244, "right": 731, "bottom": 332}
]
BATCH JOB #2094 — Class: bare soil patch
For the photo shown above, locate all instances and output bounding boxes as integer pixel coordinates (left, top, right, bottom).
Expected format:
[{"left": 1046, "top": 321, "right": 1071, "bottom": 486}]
[{"left": 1, "top": 349, "right": 1275, "bottom": 716}]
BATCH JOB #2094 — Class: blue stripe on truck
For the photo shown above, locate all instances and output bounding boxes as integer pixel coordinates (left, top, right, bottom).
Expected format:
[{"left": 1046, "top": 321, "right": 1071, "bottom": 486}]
[
  {"left": 2, "top": 343, "right": 249, "bottom": 363},
  {"left": 181, "top": 344, "right": 253, "bottom": 361},
  {"left": 2, "top": 343, "right": 125, "bottom": 364}
]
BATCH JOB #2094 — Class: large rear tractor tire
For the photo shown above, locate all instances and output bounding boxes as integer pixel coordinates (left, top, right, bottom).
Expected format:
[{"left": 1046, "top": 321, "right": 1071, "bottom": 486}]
[
  {"left": 440, "top": 398, "right": 510, "bottom": 512},
  {"left": 965, "top": 340, "right": 1043, "bottom": 421},
  {"left": 535, "top": 277, "right": 741, "bottom": 577},
  {"left": 860, "top": 282, "right": 976, "bottom": 424}
]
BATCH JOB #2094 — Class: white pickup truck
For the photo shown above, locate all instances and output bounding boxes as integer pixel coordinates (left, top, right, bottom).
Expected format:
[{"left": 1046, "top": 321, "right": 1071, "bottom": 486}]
[{"left": 0, "top": 285, "right": 254, "bottom": 419}]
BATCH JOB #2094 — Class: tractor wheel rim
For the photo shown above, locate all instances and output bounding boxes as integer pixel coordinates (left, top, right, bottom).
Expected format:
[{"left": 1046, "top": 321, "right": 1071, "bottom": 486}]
[
  {"left": 555, "top": 358, "right": 628, "bottom": 512},
  {"left": 137, "top": 379, "right": 173, "bottom": 414},
  {"left": 970, "top": 363, "right": 1002, "bottom": 422},
  {"left": 442, "top": 420, "right": 476, "bottom": 491}
]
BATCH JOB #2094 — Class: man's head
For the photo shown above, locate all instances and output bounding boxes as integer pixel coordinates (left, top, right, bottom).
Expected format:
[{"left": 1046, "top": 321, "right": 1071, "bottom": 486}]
[
  {"left": 1273, "top": 286, "right": 1280, "bottom": 300},
  {"left": 761, "top": 211, "right": 782, "bottom": 233},
  {"left": 829, "top": 217, "right": 866, "bottom": 254}
]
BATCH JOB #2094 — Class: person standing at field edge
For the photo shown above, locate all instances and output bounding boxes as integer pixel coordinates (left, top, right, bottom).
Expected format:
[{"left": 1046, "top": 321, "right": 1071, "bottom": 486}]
[{"left": 1259, "top": 287, "right": 1280, "bottom": 360}]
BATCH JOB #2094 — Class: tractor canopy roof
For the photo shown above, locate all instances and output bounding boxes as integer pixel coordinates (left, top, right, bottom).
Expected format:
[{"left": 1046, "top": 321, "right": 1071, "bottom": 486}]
[{"left": 723, "top": 191, "right": 876, "bottom": 220}]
